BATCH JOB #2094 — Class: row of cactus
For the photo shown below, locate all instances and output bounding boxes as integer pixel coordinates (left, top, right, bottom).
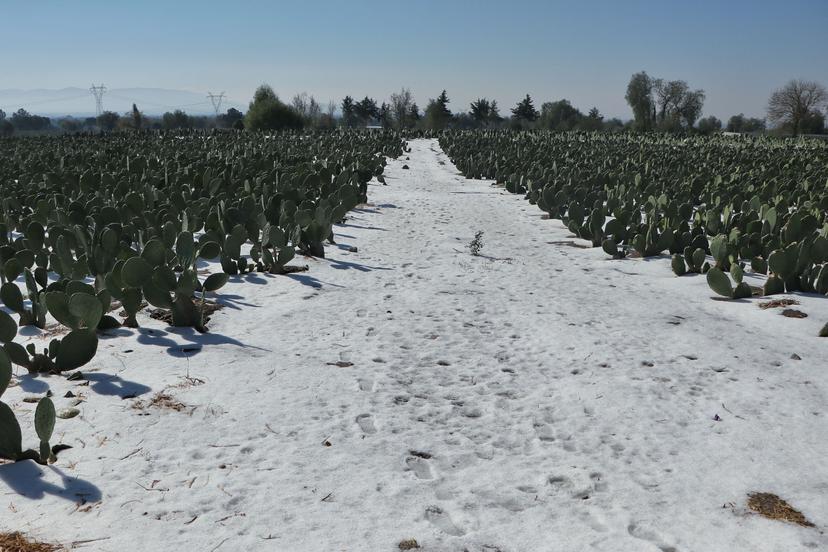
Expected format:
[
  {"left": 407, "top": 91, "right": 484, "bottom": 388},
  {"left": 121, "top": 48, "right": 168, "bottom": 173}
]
[
  {"left": 439, "top": 131, "right": 828, "bottom": 317},
  {"left": 0, "top": 130, "right": 406, "bottom": 460},
  {"left": 0, "top": 130, "right": 403, "bottom": 333}
]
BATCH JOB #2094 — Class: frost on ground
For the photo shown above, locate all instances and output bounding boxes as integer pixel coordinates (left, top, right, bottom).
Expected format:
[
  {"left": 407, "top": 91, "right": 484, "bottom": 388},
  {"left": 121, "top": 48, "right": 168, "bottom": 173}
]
[{"left": 1, "top": 139, "right": 826, "bottom": 552}]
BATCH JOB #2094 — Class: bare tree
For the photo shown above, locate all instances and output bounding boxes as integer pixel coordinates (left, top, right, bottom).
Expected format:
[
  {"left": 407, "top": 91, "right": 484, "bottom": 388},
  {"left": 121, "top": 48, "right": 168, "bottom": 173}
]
[
  {"left": 291, "top": 92, "right": 309, "bottom": 116},
  {"left": 390, "top": 87, "right": 414, "bottom": 129},
  {"left": 767, "top": 79, "right": 828, "bottom": 135},
  {"left": 307, "top": 96, "right": 321, "bottom": 120}
]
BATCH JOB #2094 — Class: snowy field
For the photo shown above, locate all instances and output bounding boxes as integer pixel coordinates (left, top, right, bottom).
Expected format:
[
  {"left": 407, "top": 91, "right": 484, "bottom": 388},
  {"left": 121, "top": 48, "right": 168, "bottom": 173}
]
[{"left": 2, "top": 139, "right": 827, "bottom": 551}]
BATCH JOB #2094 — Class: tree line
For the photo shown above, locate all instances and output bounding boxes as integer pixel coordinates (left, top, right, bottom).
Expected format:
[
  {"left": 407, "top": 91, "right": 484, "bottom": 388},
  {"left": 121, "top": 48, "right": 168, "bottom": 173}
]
[
  {"left": 162, "top": 78, "right": 828, "bottom": 136},
  {"left": 624, "top": 72, "right": 826, "bottom": 135},
  {"left": 2, "top": 76, "right": 825, "bottom": 137}
]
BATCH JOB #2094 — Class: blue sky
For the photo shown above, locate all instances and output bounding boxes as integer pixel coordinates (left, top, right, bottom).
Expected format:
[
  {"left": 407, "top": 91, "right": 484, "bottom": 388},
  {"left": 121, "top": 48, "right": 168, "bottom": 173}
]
[{"left": 1, "top": 0, "right": 826, "bottom": 119}]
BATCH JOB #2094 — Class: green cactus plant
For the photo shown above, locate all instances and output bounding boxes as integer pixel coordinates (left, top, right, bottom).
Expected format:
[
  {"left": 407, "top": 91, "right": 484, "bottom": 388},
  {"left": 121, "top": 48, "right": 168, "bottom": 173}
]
[
  {"left": 706, "top": 266, "right": 752, "bottom": 299},
  {"left": 0, "top": 269, "right": 47, "bottom": 328},
  {"left": 0, "top": 348, "right": 50, "bottom": 463},
  {"left": 671, "top": 254, "right": 687, "bottom": 276},
  {"left": 34, "top": 397, "right": 56, "bottom": 464}
]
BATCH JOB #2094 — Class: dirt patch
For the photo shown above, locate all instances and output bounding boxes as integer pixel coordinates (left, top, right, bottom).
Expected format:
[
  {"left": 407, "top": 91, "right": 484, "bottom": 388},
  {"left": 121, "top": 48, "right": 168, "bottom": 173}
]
[
  {"left": 759, "top": 298, "right": 800, "bottom": 310},
  {"left": 0, "top": 532, "right": 60, "bottom": 552},
  {"left": 747, "top": 493, "right": 814, "bottom": 527},
  {"left": 547, "top": 240, "right": 591, "bottom": 249},
  {"left": 781, "top": 309, "right": 807, "bottom": 319},
  {"left": 132, "top": 391, "right": 188, "bottom": 413}
]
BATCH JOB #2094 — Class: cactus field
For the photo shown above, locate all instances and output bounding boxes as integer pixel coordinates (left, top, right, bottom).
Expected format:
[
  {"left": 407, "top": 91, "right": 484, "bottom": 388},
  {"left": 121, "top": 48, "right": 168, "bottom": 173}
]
[
  {"left": 1, "top": 132, "right": 827, "bottom": 551},
  {"left": 439, "top": 130, "right": 828, "bottom": 303},
  {"left": 0, "top": 130, "right": 405, "bottom": 462}
]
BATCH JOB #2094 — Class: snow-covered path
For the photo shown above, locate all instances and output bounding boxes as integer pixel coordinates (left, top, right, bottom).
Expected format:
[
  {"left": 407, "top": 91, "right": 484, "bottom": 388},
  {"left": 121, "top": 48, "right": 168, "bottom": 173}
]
[{"left": 3, "top": 139, "right": 827, "bottom": 552}]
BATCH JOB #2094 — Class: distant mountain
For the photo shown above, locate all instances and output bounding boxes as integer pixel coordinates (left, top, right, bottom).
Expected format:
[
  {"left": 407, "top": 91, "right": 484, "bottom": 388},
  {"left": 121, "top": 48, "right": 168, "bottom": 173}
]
[{"left": 0, "top": 87, "right": 245, "bottom": 117}]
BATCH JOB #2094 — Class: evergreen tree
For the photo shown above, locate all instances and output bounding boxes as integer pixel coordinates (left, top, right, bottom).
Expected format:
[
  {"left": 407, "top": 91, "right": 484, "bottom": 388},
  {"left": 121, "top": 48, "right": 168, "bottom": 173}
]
[
  {"left": 341, "top": 95, "right": 357, "bottom": 128},
  {"left": 131, "top": 103, "right": 143, "bottom": 130},
  {"left": 488, "top": 100, "right": 503, "bottom": 124},
  {"left": 469, "top": 98, "right": 491, "bottom": 125},
  {"left": 579, "top": 107, "right": 604, "bottom": 131},
  {"left": 424, "top": 90, "right": 452, "bottom": 130},
  {"left": 354, "top": 96, "right": 379, "bottom": 126},
  {"left": 511, "top": 94, "right": 539, "bottom": 122},
  {"left": 435, "top": 90, "right": 452, "bottom": 118}
]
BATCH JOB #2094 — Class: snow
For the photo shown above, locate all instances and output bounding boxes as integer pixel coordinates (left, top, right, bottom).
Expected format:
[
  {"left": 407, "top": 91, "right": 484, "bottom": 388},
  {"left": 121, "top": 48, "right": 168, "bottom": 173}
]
[{"left": 2, "top": 139, "right": 827, "bottom": 551}]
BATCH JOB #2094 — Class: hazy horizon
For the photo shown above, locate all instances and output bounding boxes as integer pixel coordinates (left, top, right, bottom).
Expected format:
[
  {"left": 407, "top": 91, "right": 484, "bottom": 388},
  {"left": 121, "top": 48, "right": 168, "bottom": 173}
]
[{"left": 1, "top": 0, "right": 826, "bottom": 120}]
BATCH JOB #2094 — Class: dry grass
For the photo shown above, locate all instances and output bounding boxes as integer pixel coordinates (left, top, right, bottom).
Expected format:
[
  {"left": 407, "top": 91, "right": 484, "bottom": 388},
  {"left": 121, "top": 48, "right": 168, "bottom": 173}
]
[
  {"left": 398, "top": 539, "right": 420, "bottom": 550},
  {"left": 132, "top": 391, "right": 188, "bottom": 412},
  {"left": 0, "top": 532, "right": 60, "bottom": 552},
  {"left": 747, "top": 493, "right": 814, "bottom": 527},
  {"left": 759, "top": 298, "right": 800, "bottom": 310}
]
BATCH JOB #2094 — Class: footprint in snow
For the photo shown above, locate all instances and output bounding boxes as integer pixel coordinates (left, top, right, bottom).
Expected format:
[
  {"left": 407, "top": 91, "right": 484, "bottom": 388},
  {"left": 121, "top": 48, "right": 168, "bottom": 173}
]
[
  {"left": 405, "top": 456, "right": 434, "bottom": 480},
  {"left": 627, "top": 522, "right": 677, "bottom": 552},
  {"left": 356, "top": 414, "right": 377, "bottom": 434},
  {"left": 425, "top": 506, "right": 464, "bottom": 536},
  {"left": 358, "top": 378, "right": 375, "bottom": 392}
]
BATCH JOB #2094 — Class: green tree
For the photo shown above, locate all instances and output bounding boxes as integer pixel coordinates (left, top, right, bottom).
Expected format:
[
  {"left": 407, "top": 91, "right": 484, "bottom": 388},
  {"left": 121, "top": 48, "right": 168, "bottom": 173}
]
[
  {"left": 97, "top": 111, "right": 119, "bottom": 131},
  {"left": 58, "top": 117, "right": 82, "bottom": 133},
  {"left": 378, "top": 102, "right": 392, "bottom": 129},
  {"left": 244, "top": 84, "right": 304, "bottom": 131},
  {"left": 341, "top": 95, "right": 358, "bottom": 128},
  {"left": 131, "top": 103, "right": 143, "bottom": 130},
  {"left": 678, "top": 89, "right": 705, "bottom": 128},
  {"left": 162, "top": 109, "right": 192, "bottom": 129},
  {"left": 353, "top": 96, "right": 379, "bottom": 126},
  {"left": 726, "top": 113, "right": 766, "bottom": 133},
  {"left": 408, "top": 102, "right": 420, "bottom": 125},
  {"left": 470, "top": 98, "right": 491, "bottom": 125},
  {"left": 488, "top": 100, "right": 502, "bottom": 125},
  {"left": 578, "top": 107, "right": 604, "bottom": 131},
  {"left": 11, "top": 109, "right": 52, "bottom": 131},
  {"left": 217, "top": 107, "right": 244, "bottom": 128},
  {"left": 800, "top": 110, "right": 825, "bottom": 134},
  {"left": 424, "top": 90, "right": 452, "bottom": 130},
  {"left": 511, "top": 94, "right": 539, "bottom": 122},
  {"left": 539, "top": 100, "right": 583, "bottom": 131},
  {"left": 625, "top": 71, "right": 656, "bottom": 130},
  {"left": 697, "top": 115, "right": 722, "bottom": 134}
]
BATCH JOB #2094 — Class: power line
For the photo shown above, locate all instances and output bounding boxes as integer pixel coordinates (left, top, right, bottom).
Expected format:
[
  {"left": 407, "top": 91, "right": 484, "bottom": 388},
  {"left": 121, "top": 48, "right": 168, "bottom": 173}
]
[
  {"left": 89, "top": 84, "right": 106, "bottom": 116},
  {"left": 207, "top": 91, "right": 225, "bottom": 117},
  {"left": 107, "top": 93, "right": 210, "bottom": 110},
  {"left": 0, "top": 93, "right": 89, "bottom": 111}
]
